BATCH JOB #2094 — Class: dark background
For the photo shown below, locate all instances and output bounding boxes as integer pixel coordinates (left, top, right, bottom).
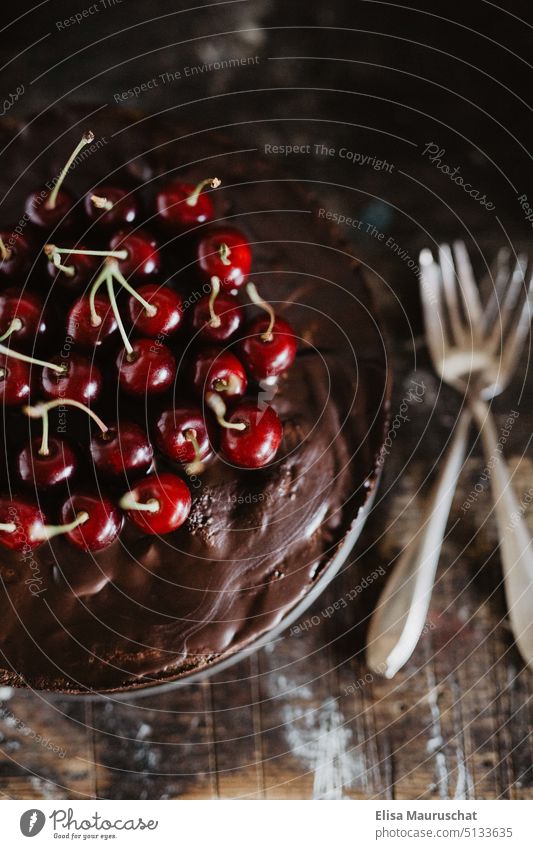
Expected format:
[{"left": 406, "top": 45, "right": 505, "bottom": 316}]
[
  {"left": 1, "top": 0, "right": 533, "bottom": 330},
  {"left": 0, "top": 0, "right": 532, "bottom": 801}
]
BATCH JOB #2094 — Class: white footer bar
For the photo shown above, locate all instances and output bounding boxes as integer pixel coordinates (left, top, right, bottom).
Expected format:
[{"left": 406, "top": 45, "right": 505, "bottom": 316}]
[{"left": 3, "top": 799, "right": 531, "bottom": 848}]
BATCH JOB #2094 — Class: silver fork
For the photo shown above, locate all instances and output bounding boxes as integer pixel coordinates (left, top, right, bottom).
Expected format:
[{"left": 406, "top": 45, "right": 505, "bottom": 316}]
[{"left": 367, "top": 242, "right": 533, "bottom": 677}]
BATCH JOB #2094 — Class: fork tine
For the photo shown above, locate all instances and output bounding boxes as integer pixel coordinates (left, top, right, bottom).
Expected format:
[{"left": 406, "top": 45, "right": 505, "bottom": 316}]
[
  {"left": 500, "top": 269, "right": 533, "bottom": 381},
  {"left": 482, "top": 247, "right": 511, "bottom": 332},
  {"left": 453, "top": 241, "right": 484, "bottom": 331},
  {"left": 439, "top": 244, "right": 466, "bottom": 345},
  {"left": 486, "top": 253, "right": 528, "bottom": 353},
  {"left": 419, "top": 248, "right": 450, "bottom": 372}
]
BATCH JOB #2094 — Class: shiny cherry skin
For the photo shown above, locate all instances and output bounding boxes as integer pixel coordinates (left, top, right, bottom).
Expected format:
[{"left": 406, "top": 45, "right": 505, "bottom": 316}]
[
  {"left": 123, "top": 472, "right": 191, "bottom": 535},
  {"left": 116, "top": 338, "right": 176, "bottom": 397},
  {"left": 0, "top": 356, "right": 31, "bottom": 406},
  {"left": 17, "top": 436, "right": 77, "bottom": 490},
  {"left": 67, "top": 294, "right": 117, "bottom": 349},
  {"left": 128, "top": 284, "right": 183, "bottom": 338},
  {"left": 155, "top": 407, "right": 213, "bottom": 465},
  {"left": 220, "top": 402, "right": 283, "bottom": 468},
  {"left": 240, "top": 317, "right": 297, "bottom": 380},
  {"left": 90, "top": 421, "right": 153, "bottom": 480},
  {"left": 197, "top": 227, "right": 251, "bottom": 290},
  {"left": 0, "top": 231, "right": 32, "bottom": 278},
  {"left": 156, "top": 180, "right": 215, "bottom": 231},
  {"left": 47, "top": 247, "right": 99, "bottom": 292},
  {"left": 0, "top": 287, "right": 46, "bottom": 349},
  {"left": 109, "top": 229, "right": 161, "bottom": 280},
  {"left": 191, "top": 292, "right": 243, "bottom": 343},
  {"left": 60, "top": 493, "right": 123, "bottom": 552},
  {"left": 84, "top": 185, "right": 138, "bottom": 228},
  {"left": 41, "top": 353, "right": 103, "bottom": 405},
  {"left": 191, "top": 349, "right": 247, "bottom": 398},
  {"left": 25, "top": 189, "right": 74, "bottom": 230},
  {"left": 0, "top": 497, "right": 46, "bottom": 550}
]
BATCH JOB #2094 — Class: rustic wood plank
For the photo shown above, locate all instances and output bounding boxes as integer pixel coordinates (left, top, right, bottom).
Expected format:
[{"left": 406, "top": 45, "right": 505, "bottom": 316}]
[
  {"left": 0, "top": 688, "right": 94, "bottom": 799},
  {"left": 202, "top": 655, "right": 266, "bottom": 799},
  {"left": 256, "top": 635, "right": 324, "bottom": 799},
  {"left": 89, "top": 685, "right": 213, "bottom": 799}
]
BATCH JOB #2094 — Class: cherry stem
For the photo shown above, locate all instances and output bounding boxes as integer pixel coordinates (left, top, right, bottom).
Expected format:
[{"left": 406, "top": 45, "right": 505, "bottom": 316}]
[
  {"left": 88, "top": 260, "right": 156, "bottom": 332},
  {"left": 206, "top": 392, "right": 246, "bottom": 431},
  {"left": 88, "top": 264, "right": 112, "bottom": 327},
  {"left": 246, "top": 283, "right": 275, "bottom": 341},
  {"left": 42, "top": 511, "right": 90, "bottom": 541},
  {"left": 185, "top": 428, "right": 205, "bottom": 475},
  {"left": 218, "top": 242, "right": 231, "bottom": 266},
  {"left": 0, "top": 522, "right": 17, "bottom": 533},
  {"left": 24, "top": 399, "right": 108, "bottom": 456},
  {"left": 44, "top": 245, "right": 128, "bottom": 261},
  {"left": 213, "top": 374, "right": 241, "bottom": 395},
  {"left": 106, "top": 275, "right": 134, "bottom": 356},
  {"left": 0, "top": 343, "right": 66, "bottom": 374},
  {"left": 49, "top": 250, "right": 76, "bottom": 277},
  {"left": 0, "top": 237, "right": 11, "bottom": 262},
  {"left": 0, "top": 317, "right": 23, "bottom": 343},
  {"left": 208, "top": 276, "right": 221, "bottom": 327},
  {"left": 119, "top": 493, "right": 160, "bottom": 513},
  {"left": 109, "top": 262, "right": 157, "bottom": 317},
  {"left": 91, "top": 194, "right": 113, "bottom": 211},
  {"left": 186, "top": 177, "right": 221, "bottom": 207},
  {"left": 46, "top": 132, "right": 95, "bottom": 210}
]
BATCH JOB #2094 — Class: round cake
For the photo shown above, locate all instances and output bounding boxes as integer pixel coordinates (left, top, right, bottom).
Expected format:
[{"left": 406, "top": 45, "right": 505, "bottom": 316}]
[{"left": 0, "top": 107, "right": 389, "bottom": 693}]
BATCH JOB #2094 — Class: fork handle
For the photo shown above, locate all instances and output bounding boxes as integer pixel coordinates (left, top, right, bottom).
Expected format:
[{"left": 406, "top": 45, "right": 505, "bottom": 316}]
[
  {"left": 366, "top": 409, "right": 471, "bottom": 677},
  {"left": 470, "top": 399, "right": 533, "bottom": 669}
]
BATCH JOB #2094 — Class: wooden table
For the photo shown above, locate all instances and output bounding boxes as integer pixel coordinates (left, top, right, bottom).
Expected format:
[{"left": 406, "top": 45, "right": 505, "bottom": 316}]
[{"left": 0, "top": 0, "right": 532, "bottom": 801}]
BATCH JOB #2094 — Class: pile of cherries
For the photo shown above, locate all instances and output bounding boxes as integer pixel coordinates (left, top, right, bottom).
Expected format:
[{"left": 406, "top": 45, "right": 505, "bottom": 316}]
[{"left": 0, "top": 132, "right": 298, "bottom": 554}]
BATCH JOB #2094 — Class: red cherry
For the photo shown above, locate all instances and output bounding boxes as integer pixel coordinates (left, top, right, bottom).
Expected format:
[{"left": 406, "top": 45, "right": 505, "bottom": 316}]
[
  {"left": 120, "top": 472, "right": 191, "bottom": 535},
  {"left": 17, "top": 436, "right": 77, "bottom": 490},
  {"left": 155, "top": 407, "right": 213, "bottom": 466},
  {"left": 197, "top": 227, "right": 251, "bottom": 290},
  {"left": 85, "top": 185, "right": 138, "bottom": 228},
  {"left": 240, "top": 316, "right": 297, "bottom": 380},
  {"left": 191, "top": 349, "right": 247, "bottom": 398},
  {"left": 0, "top": 288, "right": 46, "bottom": 349},
  {"left": 0, "top": 356, "right": 31, "bottom": 406},
  {"left": 0, "top": 497, "right": 46, "bottom": 551},
  {"left": 128, "top": 284, "right": 183, "bottom": 338},
  {"left": 116, "top": 337, "right": 176, "bottom": 397},
  {"left": 60, "top": 493, "right": 123, "bottom": 552},
  {"left": 156, "top": 177, "right": 220, "bottom": 231},
  {"left": 109, "top": 229, "right": 161, "bottom": 280},
  {"left": 0, "top": 231, "right": 32, "bottom": 278},
  {"left": 41, "top": 353, "right": 102, "bottom": 405},
  {"left": 220, "top": 401, "right": 283, "bottom": 468},
  {"left": 191, "top": 292, "right": 243, "bottom": 343},
  {"left": 46, "top": 246, "right": 99, "bottom": 291},
  {"left": 67, "top": 294, "right": 117, "bottom": 349},
  {"left": 90, "top": 421, "right": 153, "bottom": 480},
  {"left": 25, "top": 189, "right": 74, "bottom": 230}
]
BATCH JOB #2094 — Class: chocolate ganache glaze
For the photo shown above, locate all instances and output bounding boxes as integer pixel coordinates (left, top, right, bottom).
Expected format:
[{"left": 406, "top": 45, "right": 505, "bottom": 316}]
[{"left": 0, "top": 108, "right": 390, "bottom": 693}]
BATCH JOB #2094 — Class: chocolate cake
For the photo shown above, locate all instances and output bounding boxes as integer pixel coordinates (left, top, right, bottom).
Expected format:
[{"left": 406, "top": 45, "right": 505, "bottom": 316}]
[{"left": 0, "top": 108, "right": 390, "bottom": 693}]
